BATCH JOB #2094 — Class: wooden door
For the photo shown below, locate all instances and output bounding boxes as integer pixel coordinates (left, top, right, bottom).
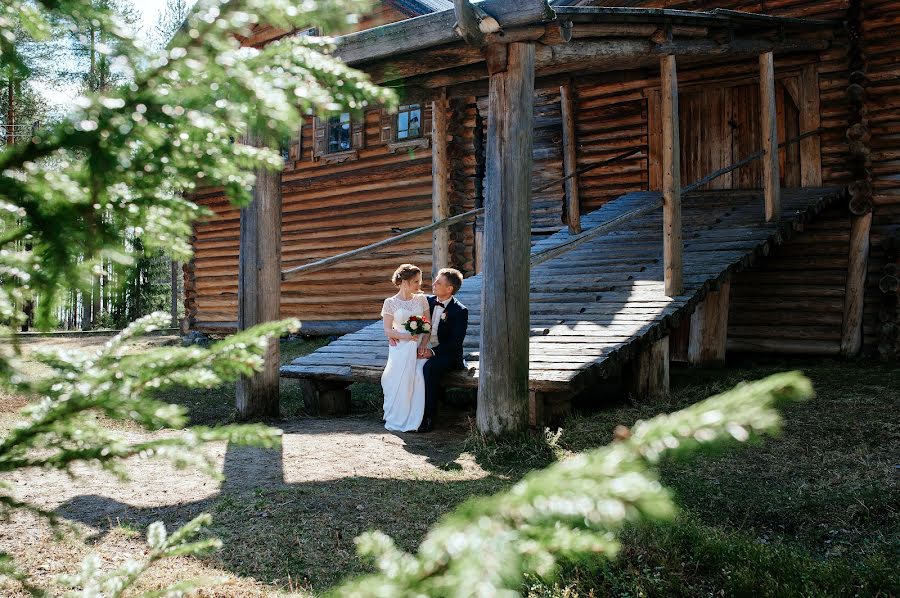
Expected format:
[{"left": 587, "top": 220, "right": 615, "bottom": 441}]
[{"left": 649, "top": 79, "right": 803, "bottom": 191}]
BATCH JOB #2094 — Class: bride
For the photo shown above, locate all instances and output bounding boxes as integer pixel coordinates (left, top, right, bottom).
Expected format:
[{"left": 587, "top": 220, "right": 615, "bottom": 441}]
[{"left": 380, "top": 264, "right": 430, "bottom": 432}]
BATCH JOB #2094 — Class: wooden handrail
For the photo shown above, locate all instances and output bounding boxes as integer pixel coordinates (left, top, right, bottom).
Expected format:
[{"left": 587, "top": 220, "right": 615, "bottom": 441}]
[
  {"left": 682, "top": 127, "right": 825, "bottom": 194},
  {"left": 282, "top": 148, "right": 645, "bottom": 281},
  {"left": 530, "top": 196, "right": 663, "bottom": 267},
  {"left": 282, "top": 207, "right": 485, "bottom": 281},
  {"left": 281, "top": 128, "right": 830, "bottom": 282}
]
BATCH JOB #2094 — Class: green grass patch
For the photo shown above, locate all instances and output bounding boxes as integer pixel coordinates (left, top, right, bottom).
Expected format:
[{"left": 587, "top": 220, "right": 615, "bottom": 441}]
[{"left": 535, "top": 358, "right": 900, "bottom": 596}]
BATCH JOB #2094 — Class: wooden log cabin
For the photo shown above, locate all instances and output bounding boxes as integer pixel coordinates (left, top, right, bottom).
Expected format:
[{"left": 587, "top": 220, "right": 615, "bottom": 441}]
[{"left": 186, "top": 0, "right": 899, "bottom": 400}]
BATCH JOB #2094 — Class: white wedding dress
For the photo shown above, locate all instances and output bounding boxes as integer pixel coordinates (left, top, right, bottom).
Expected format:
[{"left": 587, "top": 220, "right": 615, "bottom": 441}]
[{"left": 380, "top": 294, "right": 429, "bottom": 432}]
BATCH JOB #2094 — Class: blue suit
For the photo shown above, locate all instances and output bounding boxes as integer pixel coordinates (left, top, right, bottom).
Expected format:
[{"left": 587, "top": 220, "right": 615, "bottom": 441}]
[{"left": 423, "top": 295, "right": 468, "bottom": 421}]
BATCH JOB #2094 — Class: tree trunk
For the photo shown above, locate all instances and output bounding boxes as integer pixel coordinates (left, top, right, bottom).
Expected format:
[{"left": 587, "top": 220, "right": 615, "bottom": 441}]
[
  {"left": 236, "top": 131, "right": 283, "bottom": 419},
  {"left": 476, "top": 42, "right": 535, "bottom": 436}
]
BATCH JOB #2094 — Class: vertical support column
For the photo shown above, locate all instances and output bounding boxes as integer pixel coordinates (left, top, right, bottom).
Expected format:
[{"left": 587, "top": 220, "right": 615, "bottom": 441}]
[
  {"left": 431, "top": 93, "right": 451, "bottom": 280},
  {"left": 760, "top": 52, "right": 781, "bottom": 222},
  {"left": 841, "top": 212, "right": 872, "bottom": 356},
  {"left": 799, "top": 65, "right": 822, "bottom": 187},
  {"left": 560, "top": 80, "right": 581, "bottom": 234},
  {"left": 477, "top": 42, "right": 535, "bottom": 436},
  {"left": 688, "top": 280, "right": 732, "bottom": 365},
  {"left": 236, "top": 130, "right": 283, "bottom": 419},
  {"left": 625, "top": 337, "right": 670, "bottom": 401},
  {"left": 660, "top": 54, "right": 683, "bottom": 297}
]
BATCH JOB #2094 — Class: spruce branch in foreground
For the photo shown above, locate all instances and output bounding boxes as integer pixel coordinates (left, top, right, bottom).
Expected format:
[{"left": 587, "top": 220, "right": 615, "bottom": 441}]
[{"left": 332, "top": 372, "right": 814, "bottom": 598}]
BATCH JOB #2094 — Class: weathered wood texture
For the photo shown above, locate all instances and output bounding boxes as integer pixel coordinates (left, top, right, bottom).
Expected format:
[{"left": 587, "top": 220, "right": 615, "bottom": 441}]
[
  {"left": 560, "top": 80, "right": 581, "bottom": 233},
  {"left": 283, "top": 187, "right": 843, "bottom": 392},
  {"left": 188, "top": 100, "right": 479, "bottom": 331},
  {"left": 759, "top": 52, "right": 781, "bottom": 222},
  {"left": 244, "top": 4, "right": 410, "bottom": 48},
  {"left": 236, "top": 134, "right": 282, "bottom": 419},
  {"left": 660, "top": 55, "right": 683, "bottom": 297},
  {"left": 625, "top": 0, "right": 898, "bottom": 358},
  {"left": 432, "top": 95, "right": 451, "bottom": 278},
  {"left": 841, "top": 211, "right": 872, "bottom": 355},
  {"left": 688, "top": 279, "right": 731, "bottom": 364},
  {"left": 624, "top": 336, "right": 669, "bottom": 401},
  {"left": 728, "top": 206, "right": 850, "bottom": 355},
  {"left": 476, "top": 84, "right": 566, "bottom": 237},
  {"left": 860, "top": 0, "right": 900, "bottom": 358},
  {"left": 477, "top": 42, "right": 536, "bottom": 435}
]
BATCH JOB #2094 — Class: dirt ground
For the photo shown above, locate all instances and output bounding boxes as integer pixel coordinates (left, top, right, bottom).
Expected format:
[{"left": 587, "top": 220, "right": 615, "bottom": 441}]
[{"left": 0, "top": 335, "right": 494, "bottom": 597}]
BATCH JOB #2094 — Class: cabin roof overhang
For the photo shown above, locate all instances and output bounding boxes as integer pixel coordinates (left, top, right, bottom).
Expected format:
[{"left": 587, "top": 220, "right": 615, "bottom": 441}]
[{"left": 334, "top": 3, "right": 837, "bottom": 94}]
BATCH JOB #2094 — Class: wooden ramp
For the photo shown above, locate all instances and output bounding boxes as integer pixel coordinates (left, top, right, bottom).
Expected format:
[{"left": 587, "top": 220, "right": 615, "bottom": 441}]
[{"left": 281, "top": 187, "right": 844, "bottom": 393}]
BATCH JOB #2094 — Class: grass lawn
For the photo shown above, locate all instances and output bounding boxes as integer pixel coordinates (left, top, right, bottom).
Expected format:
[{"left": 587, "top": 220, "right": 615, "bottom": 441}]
[
  {"left": 0, "top": 334, "right": 897, "bottom": 596},
  {"left": 530, "top": 359, "right": 900, "bottom": 597}
]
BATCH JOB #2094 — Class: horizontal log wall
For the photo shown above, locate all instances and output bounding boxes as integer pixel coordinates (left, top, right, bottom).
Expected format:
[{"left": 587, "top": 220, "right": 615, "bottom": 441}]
[
  {"left": 861, "top": 0, "right": 900, "bottom": 358},
  {"left": 576, "top": 75, "right": 650, "bottom": 212},
  {"left": 476, "top": 84, "right": 566, "bottom": 237},
  {"left": 728, "top": 206, "right": 850, "bottom": 355},
  {"left": 190, "top": 106, "right": 442, "bottom": 327},
  {"left": 613, "top": 0, "right": 857, "bottom": 354},
  {"left": 448, "top": 97, "right": 479, "bottom": 275}
]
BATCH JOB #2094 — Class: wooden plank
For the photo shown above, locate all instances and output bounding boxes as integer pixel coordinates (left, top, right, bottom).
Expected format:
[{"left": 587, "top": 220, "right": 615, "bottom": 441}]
[
  {"left": 759, "top": 52, "right": 781, "bottom": 222},
  {"left": 432, "top": 94, "right": 451, "bottom": 278},
  {"left": 478, "top": 42, "right": 536, "bottom": 436},
  {"left": 236, "top": 131, "right": 282, "bottom": 419},
  {"left": 560, "top": 80, "right": 582, "bottom": 234},
  {"left": 660, "top": 54, "right": 683, "bottom": 297},
  {"left": 840, "top": 212, "right": 871, "bottom": 357}
]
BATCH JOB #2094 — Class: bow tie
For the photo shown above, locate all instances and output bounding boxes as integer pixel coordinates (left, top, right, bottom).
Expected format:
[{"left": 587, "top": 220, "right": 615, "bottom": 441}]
[{"left": 434, "top": 300, "right": 445, "bottom": 308}]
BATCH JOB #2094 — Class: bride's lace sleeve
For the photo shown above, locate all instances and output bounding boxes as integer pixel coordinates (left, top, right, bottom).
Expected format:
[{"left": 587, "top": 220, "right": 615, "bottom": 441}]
[
  {"left": 418, "top": 293, "right": 430, "bottom": 318},
  {"left": 381, "top": 297, "right": 395, "bottom": 318}
]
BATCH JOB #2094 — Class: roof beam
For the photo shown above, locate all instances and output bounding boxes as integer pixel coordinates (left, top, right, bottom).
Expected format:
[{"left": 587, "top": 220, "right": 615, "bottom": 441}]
[{"left": 335, "top": 0, "right": 553, "bottom": 65}]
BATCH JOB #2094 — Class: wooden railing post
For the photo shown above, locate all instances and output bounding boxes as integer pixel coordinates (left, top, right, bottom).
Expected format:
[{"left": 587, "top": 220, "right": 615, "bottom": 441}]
[
  {"left": 432, "top": 92, "right": 451, "bottom": 280},
  {"left": 477, "top": 42, "right": 535, "bottom": 436},
  {"left": 660, "top": 54, "right": 683, "bottom": 297},
  {"left": 560, "top": 80, "right": 581, "bottom": 234},
  {"left": 236, "top": 130, "right": 282, "bottom": 419},
  {"left": 760, "top": 52, "right": 781, "bottom": 222}
]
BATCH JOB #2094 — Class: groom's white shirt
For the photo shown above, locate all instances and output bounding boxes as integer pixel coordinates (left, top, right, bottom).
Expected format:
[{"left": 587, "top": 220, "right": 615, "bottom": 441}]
[{"left": 429, "top": 303, "right": 445, "bottom": 348}]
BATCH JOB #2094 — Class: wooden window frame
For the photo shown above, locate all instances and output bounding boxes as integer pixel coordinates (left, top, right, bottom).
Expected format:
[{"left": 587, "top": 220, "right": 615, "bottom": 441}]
[
  {"left": 382, "top": 100, "right": 431, "bottom": 154},
  {"left": 313, "top": 111, "right": 365, "bottom": 163}
]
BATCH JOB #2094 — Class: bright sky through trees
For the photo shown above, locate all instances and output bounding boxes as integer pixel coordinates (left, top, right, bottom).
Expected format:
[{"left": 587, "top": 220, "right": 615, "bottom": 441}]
[{"left": 39, "top": 0, "right": 198, "bottom": 111}]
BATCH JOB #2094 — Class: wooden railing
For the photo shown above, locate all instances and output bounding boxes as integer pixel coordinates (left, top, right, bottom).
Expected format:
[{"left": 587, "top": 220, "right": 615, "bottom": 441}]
[
  {"left": 281, "top": 147, "right": 643, "bottom": 281},
  {"left": 280, "top": 128, "right": 830, "bottom": 282}
]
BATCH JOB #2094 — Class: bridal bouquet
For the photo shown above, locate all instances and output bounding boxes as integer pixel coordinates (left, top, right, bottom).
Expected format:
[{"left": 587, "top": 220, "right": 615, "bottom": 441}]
[{"left": 404, "top": 315, "right": 431, "bottom": 335}]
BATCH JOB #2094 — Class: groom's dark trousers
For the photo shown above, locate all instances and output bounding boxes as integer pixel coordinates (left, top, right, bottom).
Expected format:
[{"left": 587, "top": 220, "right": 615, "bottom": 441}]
[{"left": 423, "top": 295, "right": 468, "bottom": 421}]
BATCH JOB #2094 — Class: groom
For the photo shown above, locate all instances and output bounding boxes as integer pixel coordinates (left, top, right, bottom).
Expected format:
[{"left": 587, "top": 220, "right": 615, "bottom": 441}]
[{"left": 416, "top": 268, "right": 468, "bottom": 433}]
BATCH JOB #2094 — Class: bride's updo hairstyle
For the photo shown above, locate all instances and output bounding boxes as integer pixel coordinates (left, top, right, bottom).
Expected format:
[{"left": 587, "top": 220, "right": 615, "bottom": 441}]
[{"left": 392, "top": 263, "right": 421, "bottom": 287}]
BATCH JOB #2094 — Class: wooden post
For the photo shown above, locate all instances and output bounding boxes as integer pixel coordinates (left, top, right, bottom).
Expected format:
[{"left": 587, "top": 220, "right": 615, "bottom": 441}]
[
  {"left": 799, "top": 65, "right": 822, "bottom": 187},
  {"left": 840, "top": 212, "right": 872, "bottom": 356},
  {"left": 560, "top": 80, "right": 581, "bottom": 234},
  {"left": 660, "top": 54, "right": 683, "bottom": 297},
  {"left": 625, "top": 337, "right": 669, "bottom": 401},
  {"left": 432, "top": 94, "right": 451, "bottom": 280},
  {"left": 688, "top": 280, "right": 731, "bottom": 365},
  {"left": 759, "top": 52, "right": 781, "bottom": 222},
  {"left": 236, "top": 131, "right": 283, "bottom": 419},
  {"left": 477, "top": 42, "right": 535, "bottom": 436}
]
